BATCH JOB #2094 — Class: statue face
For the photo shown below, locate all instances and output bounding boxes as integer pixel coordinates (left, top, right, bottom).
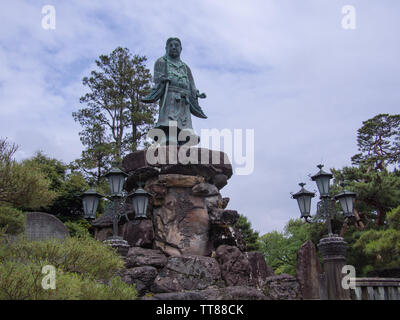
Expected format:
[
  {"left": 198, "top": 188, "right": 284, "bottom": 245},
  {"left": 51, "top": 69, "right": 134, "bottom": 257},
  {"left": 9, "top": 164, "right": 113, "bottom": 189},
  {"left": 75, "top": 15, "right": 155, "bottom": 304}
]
[{"left": 166, "top": 40, "right": 182, "bottom": 59}]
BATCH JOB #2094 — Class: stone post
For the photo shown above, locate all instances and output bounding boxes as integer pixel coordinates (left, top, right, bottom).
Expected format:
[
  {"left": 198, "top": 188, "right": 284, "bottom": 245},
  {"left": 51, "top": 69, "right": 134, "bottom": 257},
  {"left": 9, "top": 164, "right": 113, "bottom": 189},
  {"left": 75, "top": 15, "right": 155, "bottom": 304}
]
[
  {"left": 296, "top": 240, "right": 322, "bottom": 299},
  {"left": 317, "top": 235, "right": 351, "bottom": 300}
]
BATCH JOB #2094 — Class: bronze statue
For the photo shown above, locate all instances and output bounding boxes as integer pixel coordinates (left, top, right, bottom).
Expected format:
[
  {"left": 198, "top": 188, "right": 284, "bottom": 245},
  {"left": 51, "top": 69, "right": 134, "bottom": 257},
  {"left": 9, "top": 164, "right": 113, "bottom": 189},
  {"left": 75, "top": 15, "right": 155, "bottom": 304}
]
[{"left": 142, "top": 38, "right": 207, "bottom": 144}]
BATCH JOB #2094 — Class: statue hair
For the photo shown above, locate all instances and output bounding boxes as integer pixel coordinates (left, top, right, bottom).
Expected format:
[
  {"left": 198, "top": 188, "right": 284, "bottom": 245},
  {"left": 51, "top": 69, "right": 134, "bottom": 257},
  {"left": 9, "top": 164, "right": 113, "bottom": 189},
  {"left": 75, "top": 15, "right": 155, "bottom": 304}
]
[{"left": 166, "top": 37, "right": 182, "bottom": 48}]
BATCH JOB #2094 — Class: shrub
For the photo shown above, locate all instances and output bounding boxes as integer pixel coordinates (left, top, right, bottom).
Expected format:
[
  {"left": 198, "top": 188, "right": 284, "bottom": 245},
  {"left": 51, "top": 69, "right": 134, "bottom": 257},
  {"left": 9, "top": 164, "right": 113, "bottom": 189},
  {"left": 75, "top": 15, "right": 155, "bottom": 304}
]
[
  {"left": 0, "top": 206, "right": 25, "bottom": 235},
  {"left": 0, "top": 233, "right": 137, "bottom": 300},
  {"left": 1, "top": 235, "right": 124, "bottom": 281},
  {"left": 0, "top": 260, "right": 136, "bottom": 300},
  {"left": 64, "top": 219, "right": 91, "bottom": 238}
]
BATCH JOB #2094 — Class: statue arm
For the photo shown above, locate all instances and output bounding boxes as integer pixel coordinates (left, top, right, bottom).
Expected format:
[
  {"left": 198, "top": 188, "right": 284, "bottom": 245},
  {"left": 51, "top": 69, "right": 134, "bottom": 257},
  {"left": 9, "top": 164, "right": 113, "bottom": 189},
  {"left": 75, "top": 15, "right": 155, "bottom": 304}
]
[
  {"left": 154, "top": 58, "right": 166, "bottom": 86},
  {"left": 141, "top": 58, "right": 166, "bottom": 103}
]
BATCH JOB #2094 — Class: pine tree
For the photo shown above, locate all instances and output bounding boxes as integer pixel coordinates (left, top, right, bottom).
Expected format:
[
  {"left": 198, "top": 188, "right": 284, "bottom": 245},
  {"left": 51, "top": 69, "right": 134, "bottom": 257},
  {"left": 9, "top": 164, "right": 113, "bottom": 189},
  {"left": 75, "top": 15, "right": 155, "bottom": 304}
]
[{"left": 72, "top": 47, "right": 157, "bottom": 176}]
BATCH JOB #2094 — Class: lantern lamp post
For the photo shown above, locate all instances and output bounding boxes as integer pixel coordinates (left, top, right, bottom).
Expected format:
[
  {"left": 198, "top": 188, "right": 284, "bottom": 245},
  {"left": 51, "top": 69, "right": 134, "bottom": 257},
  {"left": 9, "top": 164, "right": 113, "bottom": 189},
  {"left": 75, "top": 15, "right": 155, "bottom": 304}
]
[
  {"left": 291, "top": 164, "right": 357, "bottom": 300},
  {"left": 104, "top": 164, "right": 129, "bottom": 239},
  {"left": 81, "top": 163, "right": 152, "bottom": 254}
]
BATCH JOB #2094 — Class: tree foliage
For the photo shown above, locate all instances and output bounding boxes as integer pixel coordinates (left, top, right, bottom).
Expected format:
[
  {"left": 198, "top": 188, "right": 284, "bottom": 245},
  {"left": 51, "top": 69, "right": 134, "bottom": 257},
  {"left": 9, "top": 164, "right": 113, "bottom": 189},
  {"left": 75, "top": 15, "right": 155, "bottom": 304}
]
[
  {"left": 259, "top": 219, "right": 313, "bottom": 276},
  {"left": 0, "top": 139, "right": 56, "bottom": 209},
  {"left": 72, "top": 47, "right": 157, "bottom": 181},
  {"left": 351, "top": 113, "right": 400, "bottom": 170},
  {"left": 236, "top": 215, "right": 260, "bottom": 251},
  {"left": 331, "top": 166, "right": 400, "bottom": 226},
  {"left": 21, "top": 152, "right": 89, "bottom": 220},
  {"left": 0, "top": 206, "right": 25, "bottom": 235},
  {"left": 352, "top": 205, "right": 400, "bottom": 273}
]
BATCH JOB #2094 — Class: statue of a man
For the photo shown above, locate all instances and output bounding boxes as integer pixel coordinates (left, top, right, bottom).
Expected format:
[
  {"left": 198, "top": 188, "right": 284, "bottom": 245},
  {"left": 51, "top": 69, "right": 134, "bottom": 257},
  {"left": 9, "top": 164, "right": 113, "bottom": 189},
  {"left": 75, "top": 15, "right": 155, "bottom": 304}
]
[{"left": 142, "top": 37, "right": 207, "bottom": 144}]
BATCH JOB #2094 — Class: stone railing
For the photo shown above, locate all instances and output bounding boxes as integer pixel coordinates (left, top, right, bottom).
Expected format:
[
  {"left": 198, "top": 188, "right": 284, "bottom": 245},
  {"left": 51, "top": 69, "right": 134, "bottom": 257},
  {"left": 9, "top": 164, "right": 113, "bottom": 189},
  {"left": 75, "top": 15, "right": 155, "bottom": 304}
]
[{"left": 351, "top": 278, "right": 400, "bottom": 300}]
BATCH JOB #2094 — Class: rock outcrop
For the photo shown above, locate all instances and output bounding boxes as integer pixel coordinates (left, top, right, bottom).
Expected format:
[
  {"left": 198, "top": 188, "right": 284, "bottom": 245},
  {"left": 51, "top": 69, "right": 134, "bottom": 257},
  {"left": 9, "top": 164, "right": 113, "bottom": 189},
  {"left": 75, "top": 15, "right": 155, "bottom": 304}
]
[
  {"left": 296, "top": 240, "right": 322, "bottom": 299},
  {"left": 91, "top": 147, "right": 302, "bottom": 300}
]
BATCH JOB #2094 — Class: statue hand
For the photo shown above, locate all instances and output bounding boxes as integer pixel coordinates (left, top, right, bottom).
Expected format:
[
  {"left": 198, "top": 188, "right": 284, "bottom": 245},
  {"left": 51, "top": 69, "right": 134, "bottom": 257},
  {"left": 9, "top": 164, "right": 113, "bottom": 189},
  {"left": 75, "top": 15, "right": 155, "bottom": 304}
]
[
  {"left": 196, "top": 90, "right": 206, "bottom": 99},
  {"left": 160, "top": 75, "right": 171, "bottom": 84}
]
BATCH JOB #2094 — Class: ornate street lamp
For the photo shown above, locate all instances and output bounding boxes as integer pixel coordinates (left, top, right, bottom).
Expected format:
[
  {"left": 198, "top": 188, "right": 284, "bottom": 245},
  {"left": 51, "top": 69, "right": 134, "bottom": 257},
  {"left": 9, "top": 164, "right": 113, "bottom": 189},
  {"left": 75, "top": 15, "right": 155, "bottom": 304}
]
[
  {"left": 291, "top": 164, "right": 357, "bottom": 300},
  {"left": 292, "top": 164, "right": 358, "bottom": 235},
  {"left": 82, "top": 185, "right": 103, "bottom": 220},
  {"left": 104, "top": 163, "right": 129, "bottom": 239},
  {"left": 81, "top": 163, "right": 153, "bottom": 245},
  {"left": 334, "top": 183, "right": 357, "bottom": 218},
  {"left": 291, "top": 183, "right": 315, "bottom": 221},
  {"left": 81, "top": 163, "right": 129, "bottom": 239}
]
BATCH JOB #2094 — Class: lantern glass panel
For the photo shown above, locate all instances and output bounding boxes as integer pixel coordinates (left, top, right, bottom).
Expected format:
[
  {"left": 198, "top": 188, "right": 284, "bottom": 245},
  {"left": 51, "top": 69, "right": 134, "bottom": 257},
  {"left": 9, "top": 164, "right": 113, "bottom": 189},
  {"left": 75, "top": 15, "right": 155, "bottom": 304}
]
[
  {"left": 339, "top": 195, "right": 355, "bottom": 217},
  {"left": 297, "top": 195, "right": 312, "bottom": 218},
  {"left": 316, "top": 176, "right": 330, "bottom": 196},
  {"left": 297, "top": 196, "right": 305, "bottom": 217},
  {"left": 304, "top": 194, "right": 312, "bottom": 216},
  {"left": 83, "top": 195, "right": 99, "bottom": 219},
  {"left": 108, "top": 174, "right": 125, "bottom": 195}
]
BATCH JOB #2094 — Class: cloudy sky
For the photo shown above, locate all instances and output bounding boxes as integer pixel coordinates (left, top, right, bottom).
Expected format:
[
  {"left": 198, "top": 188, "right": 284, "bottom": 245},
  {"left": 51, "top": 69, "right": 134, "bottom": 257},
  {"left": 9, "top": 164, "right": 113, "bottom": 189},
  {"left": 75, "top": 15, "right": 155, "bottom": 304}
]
[{"left": 1, "top": 1, "right": 399, "bottom": 235}]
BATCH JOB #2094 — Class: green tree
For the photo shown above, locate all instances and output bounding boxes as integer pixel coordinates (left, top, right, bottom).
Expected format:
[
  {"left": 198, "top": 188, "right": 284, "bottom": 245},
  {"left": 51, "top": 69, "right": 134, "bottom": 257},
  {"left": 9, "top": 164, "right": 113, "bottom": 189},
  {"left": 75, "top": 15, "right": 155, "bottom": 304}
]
[
  {"left": 331, "top": 166, "right": 400, "bottom": 226},
  {"left": 22, "top": 151, "right": 66, "bottom": 191},
  {"left": 69, "top": 123, "right": 113, "bottom": 183},
  {"left": 259, "top": 219, "right": 313, "bottom": 276},
  {"left": 22, "top": 152, "right": 90, "bottom": 221},
  {"left": 352, "top": 205, "right": 400, "bottom": 273},
  {"left": 0, "top": 139, "right": 56, "bottom": 209},
  {"left": 351, "top": 113, "right": 400, "bottom": 171},
  {"left": 72, "top": 47, "right": 157, "bottom": 173},
  {"left": 236, "top": 215, "right": 260, "bottom": 251}
]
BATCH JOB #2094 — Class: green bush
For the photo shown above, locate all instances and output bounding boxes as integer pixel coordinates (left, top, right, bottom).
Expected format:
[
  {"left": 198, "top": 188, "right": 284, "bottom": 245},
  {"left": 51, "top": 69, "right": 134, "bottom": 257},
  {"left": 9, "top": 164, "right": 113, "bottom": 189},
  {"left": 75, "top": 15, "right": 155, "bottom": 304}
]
[
  {"left": 0, "top": 233, "right": 137, "bottom": 300},
  {"left": 1, "top": 235, "right": 124, "bottom": 281},
  {"left": 64, "top": 219, "right": 91, "bottom": 238},
  {"left": 0, "top": 206, "right": 25, "bottom": 235},
  {"left": 0, "top": 260, "right": 136, "bottom": 300}
]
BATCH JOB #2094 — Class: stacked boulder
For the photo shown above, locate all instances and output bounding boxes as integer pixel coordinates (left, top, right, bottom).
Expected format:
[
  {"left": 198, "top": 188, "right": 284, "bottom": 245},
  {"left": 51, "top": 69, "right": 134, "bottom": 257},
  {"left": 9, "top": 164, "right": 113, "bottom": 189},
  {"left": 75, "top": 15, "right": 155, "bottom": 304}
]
[{"left": 93, "top": 147, "right": 302, "bottom": 300}]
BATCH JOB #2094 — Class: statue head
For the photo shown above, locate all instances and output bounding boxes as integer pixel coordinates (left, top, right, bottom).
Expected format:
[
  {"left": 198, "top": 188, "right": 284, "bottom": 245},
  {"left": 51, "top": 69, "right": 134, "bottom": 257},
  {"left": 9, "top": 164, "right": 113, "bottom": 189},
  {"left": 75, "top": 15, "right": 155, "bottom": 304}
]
[{"left": 165, "top": 37, "right": 182, "bottom": 59}]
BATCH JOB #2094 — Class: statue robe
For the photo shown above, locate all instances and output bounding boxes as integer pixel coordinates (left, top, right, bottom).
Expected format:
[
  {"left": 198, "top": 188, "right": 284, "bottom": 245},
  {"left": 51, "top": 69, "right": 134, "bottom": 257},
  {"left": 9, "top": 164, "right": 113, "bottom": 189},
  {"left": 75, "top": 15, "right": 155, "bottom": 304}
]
[{"left": 142, "top": 55, "right": 207, "bottom": 133}]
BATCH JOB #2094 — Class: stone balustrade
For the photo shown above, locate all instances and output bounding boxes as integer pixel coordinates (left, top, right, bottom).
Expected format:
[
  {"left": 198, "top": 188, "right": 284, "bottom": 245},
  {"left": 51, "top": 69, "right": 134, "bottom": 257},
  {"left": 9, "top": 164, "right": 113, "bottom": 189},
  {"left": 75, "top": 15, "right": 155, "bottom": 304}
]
[{"left": 351, "top": 278, "right": 400, "bottom": 300}]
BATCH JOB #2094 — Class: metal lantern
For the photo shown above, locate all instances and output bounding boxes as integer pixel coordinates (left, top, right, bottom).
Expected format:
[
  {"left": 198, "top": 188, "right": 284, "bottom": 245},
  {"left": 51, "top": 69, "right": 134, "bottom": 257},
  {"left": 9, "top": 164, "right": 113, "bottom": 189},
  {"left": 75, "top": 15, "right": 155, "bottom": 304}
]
[
  {"left": 105, "top": 164, "right": 128, "bottom": 196},
  {"left": 131, "top": 185, "right": 152, "bottom": 219},
  {"left": 335, "top": 185, "right": 357, "bottom": 218},
  {"left": 82, "top": 186, "right": 103, "bottom": 219},
  {"left": 311, "top": 164, "right": 333, "bottom": 197},
  {"left": 292, "top": 183, "right": 316, "bottom": 219}
]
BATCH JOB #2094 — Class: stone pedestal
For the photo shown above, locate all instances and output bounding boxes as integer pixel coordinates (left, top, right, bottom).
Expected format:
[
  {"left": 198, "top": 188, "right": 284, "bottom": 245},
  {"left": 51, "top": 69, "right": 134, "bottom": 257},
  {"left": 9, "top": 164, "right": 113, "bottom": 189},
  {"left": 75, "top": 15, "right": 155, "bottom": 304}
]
[
  {"left": 98, "top": 147, "right": 294, "bottom": 299},
  {"left": 318, "top": 235, "right": 351, "bottom": 300},
  {"left": 120, "top": 146, "right": 234, "bottom": 257},
  {"left": 103, "top": 236, "right": 130, "bottom": 257}
]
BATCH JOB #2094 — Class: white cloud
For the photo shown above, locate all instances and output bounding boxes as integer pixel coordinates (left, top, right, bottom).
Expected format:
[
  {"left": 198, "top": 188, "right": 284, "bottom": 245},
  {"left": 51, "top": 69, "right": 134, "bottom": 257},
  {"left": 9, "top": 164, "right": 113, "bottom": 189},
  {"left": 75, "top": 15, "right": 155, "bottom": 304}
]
[{"left": 0, "top": 0, "right": 399, "bottom": 234}]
